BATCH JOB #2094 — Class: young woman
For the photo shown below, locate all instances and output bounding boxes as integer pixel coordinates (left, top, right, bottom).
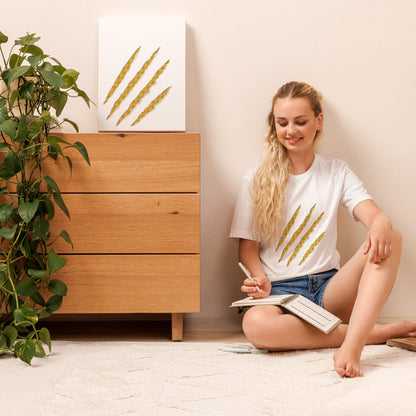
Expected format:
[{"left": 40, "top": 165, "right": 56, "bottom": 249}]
[{"left": 229, "top": 81, "right": 416, "bottom": 378}]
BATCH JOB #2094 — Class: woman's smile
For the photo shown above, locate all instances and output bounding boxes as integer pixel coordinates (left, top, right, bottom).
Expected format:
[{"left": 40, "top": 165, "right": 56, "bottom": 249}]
[{"left": 286, "top": 137, "right": 303, "bottom": 145}]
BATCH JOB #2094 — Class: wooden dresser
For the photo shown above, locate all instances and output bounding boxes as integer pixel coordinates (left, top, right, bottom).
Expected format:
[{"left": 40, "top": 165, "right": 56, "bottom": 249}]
[{"left": 44, "top": 133, "right": 200, "bottom": 340}]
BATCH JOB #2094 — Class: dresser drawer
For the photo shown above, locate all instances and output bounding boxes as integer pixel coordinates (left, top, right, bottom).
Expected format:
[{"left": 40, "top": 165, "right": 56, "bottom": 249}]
[
  {"left": 52, "top": 254, "right": 200, "bottom": 314},
  {"left": 41, "top": 133, "right": 200, "bottom": 193},
  {"left": 50, "top": 193, "right": 200, "bottom": 254}
]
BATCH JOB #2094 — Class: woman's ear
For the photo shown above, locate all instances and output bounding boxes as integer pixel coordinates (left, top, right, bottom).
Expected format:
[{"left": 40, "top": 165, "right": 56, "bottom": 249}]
[{"left": 317, "top": 112, "right": 323, "bottom": 130}]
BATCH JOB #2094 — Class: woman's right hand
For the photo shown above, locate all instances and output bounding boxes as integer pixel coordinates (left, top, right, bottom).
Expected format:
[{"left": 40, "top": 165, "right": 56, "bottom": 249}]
[{"left": 241, "top": 275, "right": 271, "bottom": 299}]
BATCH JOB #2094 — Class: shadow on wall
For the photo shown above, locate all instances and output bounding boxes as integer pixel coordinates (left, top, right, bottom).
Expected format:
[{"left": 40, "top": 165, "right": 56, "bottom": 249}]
[
  {"left": 317, "top": 101, "right": 368, "bottom": 264},
  {"left": 184, "top": 23, "right": 243, "bottom": 325}
]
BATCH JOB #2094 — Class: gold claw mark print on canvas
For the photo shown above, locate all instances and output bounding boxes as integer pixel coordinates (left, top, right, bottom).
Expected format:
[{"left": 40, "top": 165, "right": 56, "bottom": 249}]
[
  {"left": 277, "top": 204, "right": 325, "bottom": 266},
  {"left": 104, "top": 46, "right": 171, "bottom": 126},
  {"left": 132, "top": 87, "right": 171, "bottom": 126},
  {"left": 103, "top": 46, "right": 141, "bottom": 105},
  {"left": 116, "top": 60, "right": 170, "bottom": 126}
]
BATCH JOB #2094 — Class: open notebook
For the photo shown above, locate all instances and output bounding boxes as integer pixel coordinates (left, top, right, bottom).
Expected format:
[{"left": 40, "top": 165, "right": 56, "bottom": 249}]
[{"left": 231, "top": 294, "right": 342, "bottom": 334}]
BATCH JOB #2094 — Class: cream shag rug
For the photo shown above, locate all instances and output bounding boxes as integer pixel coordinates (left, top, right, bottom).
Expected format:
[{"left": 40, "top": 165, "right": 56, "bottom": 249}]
[{"left": 1, "top": 341, "right": 416, "bottom": 416}]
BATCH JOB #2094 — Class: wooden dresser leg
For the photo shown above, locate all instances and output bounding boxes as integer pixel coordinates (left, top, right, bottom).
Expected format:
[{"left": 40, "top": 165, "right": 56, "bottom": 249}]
[{"left": 171, "top": 313, "right": 183, "bottom": 341}]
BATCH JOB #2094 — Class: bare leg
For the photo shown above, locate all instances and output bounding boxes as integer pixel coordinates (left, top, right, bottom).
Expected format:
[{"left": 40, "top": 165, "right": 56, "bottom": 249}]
[
  {"left": 242, "top": 229, "right": 416, "bottom": 377},
  {"left": 324, "top": 228, "right": 403, "bottom": 377},
  {"left": 242, "top": 305, "right": 416, "bottom": 352}
]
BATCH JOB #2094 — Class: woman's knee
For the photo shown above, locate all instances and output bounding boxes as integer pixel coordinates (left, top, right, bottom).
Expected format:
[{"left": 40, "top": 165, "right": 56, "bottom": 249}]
[{"left": 242, "top": 305, "right": 282, "bottom": 340}]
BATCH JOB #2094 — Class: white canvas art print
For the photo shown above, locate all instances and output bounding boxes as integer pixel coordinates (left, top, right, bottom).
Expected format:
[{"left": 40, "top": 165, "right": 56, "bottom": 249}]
[{"left": 98, "top": 18, "right": 185, "bottom": 131}]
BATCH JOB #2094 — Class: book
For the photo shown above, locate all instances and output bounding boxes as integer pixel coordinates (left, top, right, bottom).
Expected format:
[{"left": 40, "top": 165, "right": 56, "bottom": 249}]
[
  {"left": 386, "top": 337, "right": 416, "bottom": 352},
  {"left": 230, "top": 294, "right": 342, "bottom": 334}
]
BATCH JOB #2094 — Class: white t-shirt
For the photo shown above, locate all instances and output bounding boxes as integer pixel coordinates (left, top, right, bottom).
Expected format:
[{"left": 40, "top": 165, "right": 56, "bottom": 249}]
[{"left": 229, "top": 154, "right": 372, "bottom": 281}]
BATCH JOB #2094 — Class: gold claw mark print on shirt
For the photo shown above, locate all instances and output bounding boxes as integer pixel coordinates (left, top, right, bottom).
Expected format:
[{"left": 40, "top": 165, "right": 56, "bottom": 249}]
[
  {"left": 287, "top": 212, "right": 325, "bottom": 266},
  {"left": 276, "top": 204, "right": 325, "bottom": 266},
  {"left": 276, "top": 205, "right": 301, "bottom": 251},
  {"left": 278, "top": 204, "right": 316, "bottom": 262},
  {"left": 299, "top": 232, "right": 325, "bottom": 265}
]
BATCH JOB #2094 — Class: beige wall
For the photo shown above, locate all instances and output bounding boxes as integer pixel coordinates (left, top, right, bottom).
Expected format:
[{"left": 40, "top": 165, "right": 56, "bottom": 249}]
[{"left": 4, "top": 0, "right": 415, "bottom": 325}]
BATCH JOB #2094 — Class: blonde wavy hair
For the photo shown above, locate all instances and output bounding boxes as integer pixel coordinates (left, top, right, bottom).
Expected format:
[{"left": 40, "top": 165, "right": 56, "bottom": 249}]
[{"left": 250, "top": 81, "right": 323, "bottom": 242}]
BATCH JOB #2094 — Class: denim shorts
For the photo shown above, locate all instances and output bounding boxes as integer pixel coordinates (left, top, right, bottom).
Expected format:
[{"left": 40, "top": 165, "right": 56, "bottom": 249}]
[{"left": 270, "top": 269, "right": 338, "bottom": 308}]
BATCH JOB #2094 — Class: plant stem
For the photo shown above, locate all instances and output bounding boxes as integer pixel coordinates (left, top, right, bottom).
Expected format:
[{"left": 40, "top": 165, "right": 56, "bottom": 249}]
[{"left": 0, "top": 45, "right": 6, "bottom": 68}]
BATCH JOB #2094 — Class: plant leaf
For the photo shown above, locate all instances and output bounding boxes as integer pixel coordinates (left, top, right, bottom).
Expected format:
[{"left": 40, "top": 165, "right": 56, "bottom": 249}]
[
  {"left": 14, "top": 339, "right": 36, "bottom": 365},
  {"left": 43, "top": 176, "right": 61, "bottom": 194},
  {"left": 2, "top": 325, "right": 18, "bottom": 348},
  {"left": 39, "top": 327, "right": 51, "bottom": 351},
  {"left": 45, "top": 294, "right": 63, "bottom": 312},
  {"left": 10, "top": 54, "right": 23, "bottom": 69},
  {"left": 0, "top": 334, "right": 8, "bottom": 349},
  {"left": 4, "top": 149, "right": 20, "bottom": 175},
  {"left": 64, "top": 156, "right": 73, "bottom": 179},
  {"left": 34, "top": 339, "right": 46, "bottom": 358},
  {"left": 19, "top": 81, "right": 35, "bottom": 101},
  {"left": 27, "top": 268, "right": 49, "bottom": 282},
  {"left": 72, "top": 141, "right": 90, "bottom": 166},
  {"left": 53, "top": 193, "right": 70, "bottom": 218},
  {"left": 62, "top": 118, "right": 79, "bottom": 133},
  {"left": 0, "top": 120, "right": 17, "bottom": 140},
  {"left": 61, "top": 71, "right": 77, "bottom": 89},
  {"left": 39, "top": 309, "right": 52, "bottom": 319},
  {"left": 48, "top": 249, "right": 66, "bottom": 274},
  {"left": 0, "top": 224, "right": 17, "bottom": 241},
  {"left": 30, "top": 290, "right": 46, "bottom": 307},
  {"left": 37, "top": 68, "right": 64, "bottom": 89},
  {"left": 9, "top": 89, "right": 19, "bottom": 109},
  {"left": 0, "top": 32, "right": 8, "bottom": 44},
  {"left": 32, "top": 217, "right": 49, "bottom": 240},
  {"left": 16, "top": 33, "right": 40, "bottom": 46},
  {"left": 2, "top": 66, "right": 30, "bottom": 87},
  {"left": 0, "top": 202, "right": 13, "bottom": 222},
  {"left": 13, "top": 304, "right": 38, "bottom": 327},
  {"left": 50, "top": 90, "right": 68, "bottom": 117},
  {"left": 16, "top": 114, "right": 28, "bottom": 143},
  {"left": 16, "top": 278, "right": 37, "bottom": 296},
  {"left": 18, "top": 199, "right": 39, "bottom": 223},
  {"left": 46, "top": 135, "right": 70, "bottom": 146},
  {"left": 41, "top": 110, "right": 51, "bottom": 123},
  {"left": 46, "top": 136, "right": 66, "bottom": 157},
  {"left": 27, "top": 55, "right": 42, "bottom": 67},
  {"left": 21, "top": 303, "right": 38, "bottom": 318},
  {"left": 48, "top": 279, "right": 67, "bottom": 296},
  {"left": 20, "top": 236, "right": 33, "bottom": 260},
  {"left": 41, "top": 196, "right": 55, "bottom": 220},
  {"left": 59, "top": 230, "right": 73, "bottom": 248},
  {"left": 73, "top": 86, "right": 91, "bottom": 107}
]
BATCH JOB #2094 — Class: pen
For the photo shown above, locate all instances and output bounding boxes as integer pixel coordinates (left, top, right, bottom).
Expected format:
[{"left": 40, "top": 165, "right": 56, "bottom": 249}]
[{"left": 238, "top": 262, "right": 261, "bottom": 292}]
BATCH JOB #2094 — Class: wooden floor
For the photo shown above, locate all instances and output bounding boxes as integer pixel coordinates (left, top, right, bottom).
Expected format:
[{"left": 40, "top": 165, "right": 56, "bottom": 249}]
[{"left": 39, "top": 318, "right": 247, "bottom": 343}]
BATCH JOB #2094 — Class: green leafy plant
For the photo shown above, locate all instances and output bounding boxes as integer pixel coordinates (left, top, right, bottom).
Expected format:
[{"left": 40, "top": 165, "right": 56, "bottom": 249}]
[{"left": 0, "top": 31, "right": 91, "bottom": 364}]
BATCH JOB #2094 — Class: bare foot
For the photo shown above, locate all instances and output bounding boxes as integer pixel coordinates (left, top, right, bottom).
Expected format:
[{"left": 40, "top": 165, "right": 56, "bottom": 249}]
[
  {"left": 371, "top": 320, "right": 416, "bottom": 343},
  {"left": 333, "top": 343, "right": 364, "bottom": 378},
  {"left": 333, "top": 320, "right": 416, "bottom": 378}
]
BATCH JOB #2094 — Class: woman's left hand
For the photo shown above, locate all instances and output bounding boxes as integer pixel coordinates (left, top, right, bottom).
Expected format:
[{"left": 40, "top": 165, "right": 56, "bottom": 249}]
[
  {"left": 362, "top": 214, "right": 393, "bottom": 264},
  {"left": 354, "top": 200, "right": 394, "bottom": 264}
]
